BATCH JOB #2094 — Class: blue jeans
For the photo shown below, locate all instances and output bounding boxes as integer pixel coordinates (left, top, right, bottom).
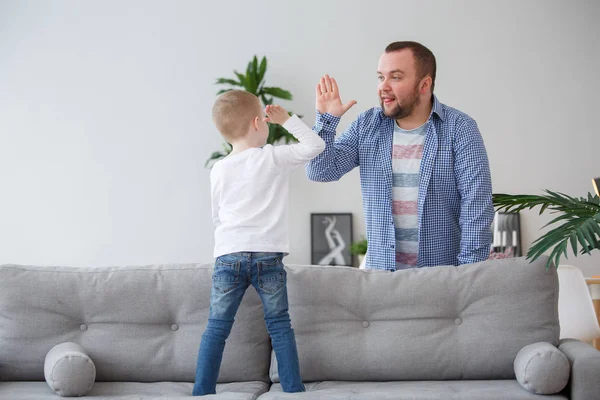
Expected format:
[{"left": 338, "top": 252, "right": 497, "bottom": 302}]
[{"left": 192, "top": 252, "right": 305, "bottom": 396}]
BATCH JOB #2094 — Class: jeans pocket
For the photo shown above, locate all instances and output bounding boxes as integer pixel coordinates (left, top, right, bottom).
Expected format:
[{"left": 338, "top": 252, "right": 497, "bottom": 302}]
[
  {"left": 258, "top": 257, "right": 285, "bottom": 294},
  {"left": 212, "top": 257, "right": 241, "bottom": 294}
]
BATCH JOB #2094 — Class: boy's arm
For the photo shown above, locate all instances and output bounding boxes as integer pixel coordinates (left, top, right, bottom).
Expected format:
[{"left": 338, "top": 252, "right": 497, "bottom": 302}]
[{"left": 272, "top": 115, "right": 326, "bottom": 170}]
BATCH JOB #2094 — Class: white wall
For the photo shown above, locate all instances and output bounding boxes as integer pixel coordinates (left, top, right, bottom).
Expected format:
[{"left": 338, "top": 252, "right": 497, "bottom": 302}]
[{"left": 1, "top": 0, "right": 599, "bottom": 275}]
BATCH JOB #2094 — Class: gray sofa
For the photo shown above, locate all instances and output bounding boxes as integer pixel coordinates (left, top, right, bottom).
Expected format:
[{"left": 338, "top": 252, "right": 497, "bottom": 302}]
[{"left": 1, "top": 256, "right": 599, "bottom": 399}]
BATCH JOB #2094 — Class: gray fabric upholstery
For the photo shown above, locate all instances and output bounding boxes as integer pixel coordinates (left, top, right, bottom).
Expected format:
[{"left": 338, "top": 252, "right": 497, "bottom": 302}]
[
  {"left": 3, "top": 257, "right": 591, "bottom": 399},
  {"left": 262, "top": 381, "right": 568, "bottom": 399},
  {"left": 271, "top": 257, "right": 559, "bottom": 382},
  {"left": 558, "top": 338, "right": 600, "bottom": 400},
  {"left": 44, "top": 341, "right": 96, "bottom": 396},
  {"left": 513, "top": 341, "right": 569, "bottom": 394},
  {"left": 0, "top": 264, "right": 271, "bottom": 383},
  {"left": 0, "top": 381, "right": 269, "bottom": 399}
]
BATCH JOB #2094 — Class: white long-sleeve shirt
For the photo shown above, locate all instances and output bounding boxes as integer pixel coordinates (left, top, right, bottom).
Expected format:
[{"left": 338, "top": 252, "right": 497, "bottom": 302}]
[{"left": 210, "top": 115, "right": 325, "bottom": 258}]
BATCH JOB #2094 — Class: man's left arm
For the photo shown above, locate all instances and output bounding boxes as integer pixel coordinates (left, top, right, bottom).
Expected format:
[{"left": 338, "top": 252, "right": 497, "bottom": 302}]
[{"left": 453, "top": 117, "right": 494, "bottom": 265}]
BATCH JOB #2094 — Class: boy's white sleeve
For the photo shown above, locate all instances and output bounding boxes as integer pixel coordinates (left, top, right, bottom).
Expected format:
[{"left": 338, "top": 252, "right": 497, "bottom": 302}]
[
  {"left": 210, "top": 169, "right": 221, "bottom": 227},
  {"left": 272, "top": 115, "right": 326, "bottom": 170}
]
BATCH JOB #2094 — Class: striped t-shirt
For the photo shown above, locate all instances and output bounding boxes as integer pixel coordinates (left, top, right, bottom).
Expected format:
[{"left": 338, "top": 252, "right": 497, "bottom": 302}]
[{"left": 392, "top": 121, "right": 428, "bottom": 269}]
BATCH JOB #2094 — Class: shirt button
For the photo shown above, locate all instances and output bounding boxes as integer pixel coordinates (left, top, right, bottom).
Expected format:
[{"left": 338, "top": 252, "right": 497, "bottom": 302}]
[
  {"left": 171, "top": 324, "right": 179, "bottom": 331},
  {"left": 390, "top": 245, "right": 395, "bottom": 249},
  {"left": 362, "top": 321, "right": 370, "bottom": 328},
  {"left": 454, "top": 318, "right": 462, "bottom": 325},
  {"left": 80, "top": 324, "right": 88, "bottom": 332}
]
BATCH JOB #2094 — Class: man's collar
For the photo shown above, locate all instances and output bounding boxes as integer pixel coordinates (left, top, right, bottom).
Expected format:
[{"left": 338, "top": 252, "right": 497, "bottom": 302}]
[{"left": 431, "top": 94, "right": 444, "bottom": 121}]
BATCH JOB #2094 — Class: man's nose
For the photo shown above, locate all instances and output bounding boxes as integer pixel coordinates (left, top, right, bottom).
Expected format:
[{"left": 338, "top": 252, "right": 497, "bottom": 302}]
[{"left": 378, "top": 80, "right": 390, "bottom": 92}]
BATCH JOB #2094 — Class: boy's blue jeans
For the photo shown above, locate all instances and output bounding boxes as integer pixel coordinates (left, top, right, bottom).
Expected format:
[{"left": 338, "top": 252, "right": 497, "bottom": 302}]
[{"left": 192, "top": 252, "right": 305, "bottom": 396}]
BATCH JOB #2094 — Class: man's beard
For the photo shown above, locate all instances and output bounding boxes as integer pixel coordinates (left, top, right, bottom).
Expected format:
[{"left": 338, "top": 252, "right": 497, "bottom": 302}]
[{"left": 381, "top": 86, "right": 421, "bottom": 119}]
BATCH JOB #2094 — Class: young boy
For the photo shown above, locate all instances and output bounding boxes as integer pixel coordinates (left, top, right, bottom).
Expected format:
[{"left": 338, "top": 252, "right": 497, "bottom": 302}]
[{"left": 192, "top": 90, "right": 325, "bottom": 396}]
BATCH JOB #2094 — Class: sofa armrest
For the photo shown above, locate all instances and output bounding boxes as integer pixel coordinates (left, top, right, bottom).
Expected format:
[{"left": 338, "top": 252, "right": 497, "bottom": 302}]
[{"left": 558, "top": 339, "right": 600, "bottom": 400}]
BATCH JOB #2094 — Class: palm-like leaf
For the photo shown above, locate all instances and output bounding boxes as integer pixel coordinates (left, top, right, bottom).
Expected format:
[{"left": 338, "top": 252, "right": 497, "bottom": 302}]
[{"left": 493, "top": 191, "right": 600, "bottom": 268}]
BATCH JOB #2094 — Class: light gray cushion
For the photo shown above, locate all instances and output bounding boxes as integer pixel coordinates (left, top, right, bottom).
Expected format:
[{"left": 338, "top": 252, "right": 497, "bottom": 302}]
[
  {"left": 514, "top": 341, "right": 570, "bottom": 394},
  {"left": 271, "top": 256, "right": 559, "bottom": 382},
  {"left": 0, "top": 263, "right": 271, "bottom": 383},
  {"left": 44, "top": 342, "right": 96, "bottom": 397},
  {"left": 262, "top": 380, "right": 568, "bottom": 399},
  {"left": 0, "top": 381, "right": 269, "bottom": 399}
]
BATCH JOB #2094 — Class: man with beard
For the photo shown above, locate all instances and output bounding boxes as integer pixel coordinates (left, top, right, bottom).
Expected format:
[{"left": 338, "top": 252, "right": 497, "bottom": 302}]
[{"left": 306, "top": 41, "right": 494, "bottom": 271}]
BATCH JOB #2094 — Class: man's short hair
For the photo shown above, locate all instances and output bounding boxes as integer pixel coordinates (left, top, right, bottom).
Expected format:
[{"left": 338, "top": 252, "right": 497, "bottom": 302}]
[
  {"left": 212, "top": 90, "right": 262, "bottom": 142},
  {"left": 385, "top": 41, "right": 436, "bottom": 93}
]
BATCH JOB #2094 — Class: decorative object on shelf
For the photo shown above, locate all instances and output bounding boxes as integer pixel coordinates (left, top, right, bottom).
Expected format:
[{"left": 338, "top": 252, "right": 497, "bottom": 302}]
[
  {"left": 205, "top": 55, "right": 299, "bottom": 168},
  {"left": 488, "top": 211, "right": 522, "bottom": 260},
  {"left": 311, "top": 213, "right": 353, "bottom": 267},
  {"left": 492, "top": 186, "right": 600, "bottom": 268}
]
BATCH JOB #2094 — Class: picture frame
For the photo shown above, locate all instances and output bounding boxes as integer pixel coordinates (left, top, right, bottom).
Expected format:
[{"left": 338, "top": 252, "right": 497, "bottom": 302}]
[{"left": 310, "top": 213, "right": 353, "bottom": 266}]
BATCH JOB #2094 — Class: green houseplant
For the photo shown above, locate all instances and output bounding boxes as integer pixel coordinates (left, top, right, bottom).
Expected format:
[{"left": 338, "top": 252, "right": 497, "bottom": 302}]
[
  {"left": 205, "top": 55, "right": 299, "bottom": 168},
  {"left": 493, "top": 190, "right": 600, "bottom": 268},
  {"left": 350, "top": 238, "right": 368, "bottom": 266}
]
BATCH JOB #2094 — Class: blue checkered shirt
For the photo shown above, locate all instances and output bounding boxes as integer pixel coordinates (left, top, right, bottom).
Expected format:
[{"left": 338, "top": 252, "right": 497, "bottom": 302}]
[{"left": 306, "top": 96, "right": 494, "bottom": 271}]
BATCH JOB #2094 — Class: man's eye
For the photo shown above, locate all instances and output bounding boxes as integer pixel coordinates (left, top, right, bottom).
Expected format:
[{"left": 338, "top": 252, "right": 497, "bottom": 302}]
[{"left": 392, "top": 76, "right": 401, "bottom": 80}]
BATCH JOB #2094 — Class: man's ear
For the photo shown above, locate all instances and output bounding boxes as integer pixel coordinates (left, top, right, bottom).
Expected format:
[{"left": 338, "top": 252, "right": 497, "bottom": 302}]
[{"left": 420, "top": 76, "right": 432, "bottom": 94}]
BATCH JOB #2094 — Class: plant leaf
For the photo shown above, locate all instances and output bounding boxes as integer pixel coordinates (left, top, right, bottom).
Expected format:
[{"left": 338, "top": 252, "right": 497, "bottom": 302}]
[
  {"left": 257, "top": 56, "right": 267, "bottom": 85},
  {"left": 262, "top": 87, "right": 293, "bottom": 100},
  {"left": 215, "top": 78, "right": 240, "bottom": 86},
  {"left": 234, "top": 71, "right": 247, "bottom": 89},
  {"left": 493, "top": 191, "right": 600, "bottom": 268}
]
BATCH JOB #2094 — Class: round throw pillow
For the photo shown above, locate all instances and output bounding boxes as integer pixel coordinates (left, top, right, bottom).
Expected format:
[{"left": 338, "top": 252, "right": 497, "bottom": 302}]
[
  {"left": 44, "top": 342, "right": 96, "bottom": 397},
  {"left": 514, "top": 342, "right": 570, "bottom": 394}
]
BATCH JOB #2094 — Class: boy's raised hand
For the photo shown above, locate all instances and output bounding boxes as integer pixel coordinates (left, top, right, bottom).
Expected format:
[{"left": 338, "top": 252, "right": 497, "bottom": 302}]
[
  {"left": 264, "top": 104, "right": 290, "bottom": 125},
  {"left": 316, "top": 74, "right": 357, "bottom": 117}
]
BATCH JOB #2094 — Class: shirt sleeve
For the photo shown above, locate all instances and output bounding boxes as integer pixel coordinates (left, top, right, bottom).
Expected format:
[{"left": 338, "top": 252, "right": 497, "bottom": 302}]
[
  {"left": 454, "top": 117, "right": 494, "bottom": 265},
  {"left": 305, "top": 111, "right": 360, "bottom": 182},
  {"left": 209, "top": 167, "right": 221, "bottom": 227},
  {"left": 271, "top": 115, "right": 326, "bottom": 171}
]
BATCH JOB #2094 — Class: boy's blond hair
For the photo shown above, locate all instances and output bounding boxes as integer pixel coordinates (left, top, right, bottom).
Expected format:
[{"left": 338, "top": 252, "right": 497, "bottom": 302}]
[{"left": 212, "top": 90, "right": 262, "bottom": 142}]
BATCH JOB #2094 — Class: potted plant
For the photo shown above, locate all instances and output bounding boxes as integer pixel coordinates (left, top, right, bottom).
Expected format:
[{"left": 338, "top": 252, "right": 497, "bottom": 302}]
[
  {"left": 350, "top": 238, "right": 368, "bottom": 267},
  {"left": 205, "top": 55, "right": 299, "bottom": 168},
  {"left": 493, "top": 189, "right": 600, "bottom": 268}
]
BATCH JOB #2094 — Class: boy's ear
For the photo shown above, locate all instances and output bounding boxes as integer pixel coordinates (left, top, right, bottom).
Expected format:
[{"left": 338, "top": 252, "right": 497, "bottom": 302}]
[{"left": 253, "top": 116, "right": 260, "bottom": 130}]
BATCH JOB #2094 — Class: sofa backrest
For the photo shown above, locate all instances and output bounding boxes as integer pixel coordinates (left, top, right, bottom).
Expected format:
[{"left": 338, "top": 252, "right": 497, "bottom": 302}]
[
  {"left": 270, "top": 256, "right": 559, "bottom": 382},
  {"left": 0, "top": 264, "right": 271, "bottom": 383}
]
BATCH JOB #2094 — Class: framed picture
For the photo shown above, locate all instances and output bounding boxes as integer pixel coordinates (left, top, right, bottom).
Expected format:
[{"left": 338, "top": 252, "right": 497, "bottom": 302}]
[
  {"left": 311, "top": 213, "right": 353, "bottom": 266},
  {"left": 490, "top": 211, "right": 522, "bottom": 258}
]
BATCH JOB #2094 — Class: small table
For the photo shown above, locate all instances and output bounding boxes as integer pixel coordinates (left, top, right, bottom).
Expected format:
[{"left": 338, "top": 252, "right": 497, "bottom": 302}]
[{"left": 584, "top": 277, "right": 600, "bottom": 350}]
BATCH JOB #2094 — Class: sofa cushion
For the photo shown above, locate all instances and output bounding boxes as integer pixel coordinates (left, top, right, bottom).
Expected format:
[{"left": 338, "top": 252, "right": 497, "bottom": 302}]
[
  {"left": 261, "top": 380, "right": 568, "bottom": 399},
  {"left": 270, "top": 256, "right": 559, "bottom": 382},
  {"left": 0, "top": 381, "right": 269, "bottom": 399},
  {"left": 0, "top": 263, "right": 271, "bottom": 383},
  {"left": 44, "top": 341, "right": 96, "bottom": 396},
  {"left": 514, "top": 342, "right": 570, "bottom": 394}
]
